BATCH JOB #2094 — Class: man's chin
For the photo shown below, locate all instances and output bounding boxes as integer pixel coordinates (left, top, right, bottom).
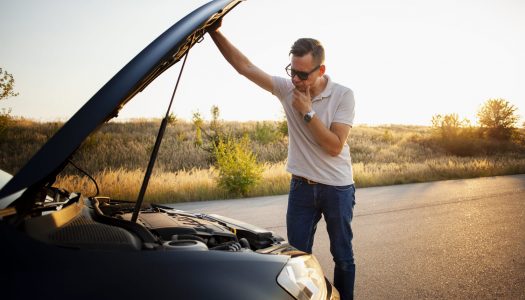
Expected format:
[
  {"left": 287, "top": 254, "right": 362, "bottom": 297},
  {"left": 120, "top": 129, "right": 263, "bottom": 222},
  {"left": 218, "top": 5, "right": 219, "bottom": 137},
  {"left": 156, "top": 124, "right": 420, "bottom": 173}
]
[{"left": 293, "top": 84, "right": 306, "bottom": 92}]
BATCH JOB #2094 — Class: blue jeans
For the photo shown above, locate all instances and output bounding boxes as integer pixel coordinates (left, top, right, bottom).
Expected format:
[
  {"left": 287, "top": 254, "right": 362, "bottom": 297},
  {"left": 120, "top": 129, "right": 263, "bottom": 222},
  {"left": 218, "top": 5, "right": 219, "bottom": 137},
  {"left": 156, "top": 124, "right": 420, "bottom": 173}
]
[{"left": 286, "top": 178, "right": 356, "bottom": 300}]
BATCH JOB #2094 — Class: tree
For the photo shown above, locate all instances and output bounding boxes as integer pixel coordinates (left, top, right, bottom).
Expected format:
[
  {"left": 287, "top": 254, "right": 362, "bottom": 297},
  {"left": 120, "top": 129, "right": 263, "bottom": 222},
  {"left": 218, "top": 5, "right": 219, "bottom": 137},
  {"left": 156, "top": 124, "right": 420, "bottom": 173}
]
[
  {"left": 430, "top": 113, "right": 479, "bottom": 156},
  {"left": 0, "top": 68, "right": 20, "bottom": 136},
  {"left": 0, "top": 68, "right": 19, "bottom": 100},
  {"left": 431, "top": 113, "right": 470, "bottom": 139},
  {"left": 477, "top": 98, "right": 518, "bottom": 140}
]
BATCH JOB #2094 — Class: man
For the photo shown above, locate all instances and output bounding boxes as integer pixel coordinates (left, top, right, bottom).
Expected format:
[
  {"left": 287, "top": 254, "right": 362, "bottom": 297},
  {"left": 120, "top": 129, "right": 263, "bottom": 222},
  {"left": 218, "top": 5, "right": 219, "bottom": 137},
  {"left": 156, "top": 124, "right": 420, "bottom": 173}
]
[{"left": 208, "top": 20, "right": 356, "bottom": 299}]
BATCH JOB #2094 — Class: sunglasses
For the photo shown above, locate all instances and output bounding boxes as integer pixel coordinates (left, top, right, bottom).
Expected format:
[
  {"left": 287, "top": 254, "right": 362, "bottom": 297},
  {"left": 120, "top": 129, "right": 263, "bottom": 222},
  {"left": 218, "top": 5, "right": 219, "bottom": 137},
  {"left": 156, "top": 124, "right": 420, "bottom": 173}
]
[{"left": 285, "top": 63, "right": 320, "bottom": 80}]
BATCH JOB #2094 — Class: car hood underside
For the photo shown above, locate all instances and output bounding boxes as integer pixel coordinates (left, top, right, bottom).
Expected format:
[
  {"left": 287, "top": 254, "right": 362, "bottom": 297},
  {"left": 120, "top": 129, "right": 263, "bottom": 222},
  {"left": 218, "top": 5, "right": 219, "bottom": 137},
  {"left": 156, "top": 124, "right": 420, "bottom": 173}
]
[{"left": 0, "top": 0, "right": 243, "bottom": 208}]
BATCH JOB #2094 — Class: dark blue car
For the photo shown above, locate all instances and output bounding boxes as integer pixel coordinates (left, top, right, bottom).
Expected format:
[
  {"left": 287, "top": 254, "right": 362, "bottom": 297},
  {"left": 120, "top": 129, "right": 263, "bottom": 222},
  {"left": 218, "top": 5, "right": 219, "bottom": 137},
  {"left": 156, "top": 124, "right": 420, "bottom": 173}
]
[{"left": 0, "top": 1, "right": 338, "bottom": 299}]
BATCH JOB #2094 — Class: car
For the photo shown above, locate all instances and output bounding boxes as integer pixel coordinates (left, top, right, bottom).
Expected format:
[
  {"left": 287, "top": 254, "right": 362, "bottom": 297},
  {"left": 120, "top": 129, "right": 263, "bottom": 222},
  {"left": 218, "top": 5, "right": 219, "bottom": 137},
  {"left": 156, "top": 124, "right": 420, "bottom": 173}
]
[{"left": 0, "top": 1, "right": 339, "bottom": 299}]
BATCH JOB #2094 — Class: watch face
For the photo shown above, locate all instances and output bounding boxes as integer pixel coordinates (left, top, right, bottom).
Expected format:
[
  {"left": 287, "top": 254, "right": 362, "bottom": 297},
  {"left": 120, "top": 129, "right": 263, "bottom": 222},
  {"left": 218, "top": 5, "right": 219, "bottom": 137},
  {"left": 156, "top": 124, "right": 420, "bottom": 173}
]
[{"left": 304, "top": 112, "right": 313, "bottom": 122}]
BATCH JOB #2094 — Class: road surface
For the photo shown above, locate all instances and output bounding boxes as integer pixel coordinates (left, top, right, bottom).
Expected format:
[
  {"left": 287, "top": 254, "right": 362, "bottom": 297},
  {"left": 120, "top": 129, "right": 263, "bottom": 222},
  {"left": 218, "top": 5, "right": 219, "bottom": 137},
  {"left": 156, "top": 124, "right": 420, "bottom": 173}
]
[{"left": 169, "top": 174, "right": 525, "bottom": 299}]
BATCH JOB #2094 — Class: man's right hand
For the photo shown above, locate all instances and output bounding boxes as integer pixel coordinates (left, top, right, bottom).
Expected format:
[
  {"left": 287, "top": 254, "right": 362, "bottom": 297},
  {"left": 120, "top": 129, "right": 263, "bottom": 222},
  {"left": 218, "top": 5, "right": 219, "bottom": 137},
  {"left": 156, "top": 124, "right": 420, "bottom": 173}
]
[{"left": 208, "top": 17, "right": 223, "bottom": 33}]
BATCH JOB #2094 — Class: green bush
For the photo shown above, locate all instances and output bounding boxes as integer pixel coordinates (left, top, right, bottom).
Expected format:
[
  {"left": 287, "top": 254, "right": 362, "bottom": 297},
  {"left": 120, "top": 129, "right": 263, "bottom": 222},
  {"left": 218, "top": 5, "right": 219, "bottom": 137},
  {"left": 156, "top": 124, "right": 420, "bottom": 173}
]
[
  {"left": 213, "top": 136, "right": 263, "bottom": 196},
  {"left": 252, "top": 121, "right": 281, "bottom": 144},
  {"left": 277, "top": 114, "right": 288, "bottom": 137}
]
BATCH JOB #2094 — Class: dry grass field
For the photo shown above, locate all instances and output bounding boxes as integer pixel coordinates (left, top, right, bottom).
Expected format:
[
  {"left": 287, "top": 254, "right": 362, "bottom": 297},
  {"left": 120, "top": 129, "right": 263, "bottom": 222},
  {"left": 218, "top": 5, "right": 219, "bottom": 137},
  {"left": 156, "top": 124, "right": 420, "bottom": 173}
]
[{"left": 1, "top": 119, "right": 524, "bottom": 203}]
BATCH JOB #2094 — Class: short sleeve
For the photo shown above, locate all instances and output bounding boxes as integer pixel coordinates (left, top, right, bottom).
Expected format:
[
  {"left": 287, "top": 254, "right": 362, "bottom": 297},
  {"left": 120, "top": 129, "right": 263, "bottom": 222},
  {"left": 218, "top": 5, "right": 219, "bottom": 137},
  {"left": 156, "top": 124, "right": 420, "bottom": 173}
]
[
  {"left": 333, "top": 89, "right": 355, "bottom": 126},
  {"left": 272, "top": 76, "right": 293, "bottom": 102}
]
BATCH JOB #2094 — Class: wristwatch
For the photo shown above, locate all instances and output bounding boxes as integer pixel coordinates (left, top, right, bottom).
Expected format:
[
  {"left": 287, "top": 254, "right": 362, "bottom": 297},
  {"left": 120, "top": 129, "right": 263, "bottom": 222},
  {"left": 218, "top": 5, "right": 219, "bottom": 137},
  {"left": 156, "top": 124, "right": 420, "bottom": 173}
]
[{"left": 303, "top": 110, "right": 316, "bottom": 123}]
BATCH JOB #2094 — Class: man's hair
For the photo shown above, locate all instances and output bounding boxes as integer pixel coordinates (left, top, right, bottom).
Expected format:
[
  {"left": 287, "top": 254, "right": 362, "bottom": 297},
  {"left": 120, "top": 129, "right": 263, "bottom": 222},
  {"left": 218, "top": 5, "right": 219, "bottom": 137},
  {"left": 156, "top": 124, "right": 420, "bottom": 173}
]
[{"left": 290, "top": 38, "right": 325, "bottom": 65}]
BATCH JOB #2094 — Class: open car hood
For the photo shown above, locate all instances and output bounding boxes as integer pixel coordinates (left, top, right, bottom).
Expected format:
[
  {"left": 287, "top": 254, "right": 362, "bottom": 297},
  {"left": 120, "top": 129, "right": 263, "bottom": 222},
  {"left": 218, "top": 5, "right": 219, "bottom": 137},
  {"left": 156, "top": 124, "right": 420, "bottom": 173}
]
[{"left": 0, "top": 0, "right": 242, "bottom": 202}]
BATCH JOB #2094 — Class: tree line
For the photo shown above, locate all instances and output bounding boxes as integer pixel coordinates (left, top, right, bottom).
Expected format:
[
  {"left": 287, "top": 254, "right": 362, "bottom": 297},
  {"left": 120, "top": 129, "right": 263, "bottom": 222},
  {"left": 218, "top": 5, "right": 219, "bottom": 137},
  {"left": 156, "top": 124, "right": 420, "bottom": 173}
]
[{"left": 430, "top": 98, "right": 523, "bottom": 156}]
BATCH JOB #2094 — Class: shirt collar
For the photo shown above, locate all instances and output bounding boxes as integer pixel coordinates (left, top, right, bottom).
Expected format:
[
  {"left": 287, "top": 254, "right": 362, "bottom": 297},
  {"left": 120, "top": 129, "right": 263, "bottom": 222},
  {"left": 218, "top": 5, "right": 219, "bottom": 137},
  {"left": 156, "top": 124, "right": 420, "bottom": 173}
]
[{"left": 312, "top": 75, "right": 333, "bottom": 102}]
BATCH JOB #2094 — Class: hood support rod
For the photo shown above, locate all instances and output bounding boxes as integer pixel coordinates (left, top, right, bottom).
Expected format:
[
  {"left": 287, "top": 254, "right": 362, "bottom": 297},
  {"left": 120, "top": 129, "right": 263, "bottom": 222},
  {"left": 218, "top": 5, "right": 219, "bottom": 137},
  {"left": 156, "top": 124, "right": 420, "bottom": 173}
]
[{"left": 131, "top": 49, "right": 191, "bottom": 223}]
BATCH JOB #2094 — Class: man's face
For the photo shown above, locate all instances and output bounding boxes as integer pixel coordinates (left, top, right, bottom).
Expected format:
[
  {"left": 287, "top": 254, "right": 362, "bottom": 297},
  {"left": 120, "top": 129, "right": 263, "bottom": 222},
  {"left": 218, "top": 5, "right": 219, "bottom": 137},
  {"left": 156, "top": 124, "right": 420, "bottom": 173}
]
[{"left": 289, "top": 53, "right": 323, "bottom": 92}]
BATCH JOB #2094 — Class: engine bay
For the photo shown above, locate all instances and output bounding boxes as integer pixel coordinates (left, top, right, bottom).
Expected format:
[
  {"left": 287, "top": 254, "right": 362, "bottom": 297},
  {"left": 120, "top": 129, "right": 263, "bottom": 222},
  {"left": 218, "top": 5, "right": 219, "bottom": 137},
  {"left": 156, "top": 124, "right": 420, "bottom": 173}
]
[{"left": 19, "top": 187, "right": 284, "bottom": 253}]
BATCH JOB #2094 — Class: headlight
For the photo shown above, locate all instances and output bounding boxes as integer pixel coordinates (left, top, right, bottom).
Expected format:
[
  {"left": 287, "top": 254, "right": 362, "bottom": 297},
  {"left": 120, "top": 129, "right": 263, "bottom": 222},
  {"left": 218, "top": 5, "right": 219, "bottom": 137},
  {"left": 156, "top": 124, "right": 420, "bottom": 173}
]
[{"left": 277, "top": 254, "right": 331, "bottom": 300}]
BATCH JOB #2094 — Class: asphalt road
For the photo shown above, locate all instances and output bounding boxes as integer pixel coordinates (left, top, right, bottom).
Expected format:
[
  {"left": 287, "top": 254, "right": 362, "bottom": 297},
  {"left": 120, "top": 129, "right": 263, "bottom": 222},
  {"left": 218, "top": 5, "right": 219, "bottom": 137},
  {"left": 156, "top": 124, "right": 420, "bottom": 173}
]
[{"left": 169, "top": 174, "right": 525, "bottom": 299}]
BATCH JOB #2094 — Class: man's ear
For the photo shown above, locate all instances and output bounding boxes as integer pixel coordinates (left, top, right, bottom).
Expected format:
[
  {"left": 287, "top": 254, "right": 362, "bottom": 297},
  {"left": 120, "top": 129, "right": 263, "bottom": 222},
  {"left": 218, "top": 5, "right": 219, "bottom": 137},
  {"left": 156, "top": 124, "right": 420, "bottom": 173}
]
[{"left": 319, "top": 65, "right": 326, "bottom": 76}]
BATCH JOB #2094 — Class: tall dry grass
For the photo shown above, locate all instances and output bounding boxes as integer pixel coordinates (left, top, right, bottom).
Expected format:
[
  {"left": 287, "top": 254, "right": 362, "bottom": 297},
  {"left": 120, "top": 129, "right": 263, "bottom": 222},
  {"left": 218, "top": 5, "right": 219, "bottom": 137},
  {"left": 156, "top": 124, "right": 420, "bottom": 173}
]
[
  {"left": 56, "top": 162, "right": 291, "bottom": 203},
  {"left": 353, "top": 156, "right": 525, "bottom": 187},
  {"left": 3, "top": 119, "right": 525, "bottom": 203},
  {"left": 0, "top": 119, "right": 288, "bottom": 175},
  {"left": 55, "top": 156, "right": 525, "bottom": 203}
]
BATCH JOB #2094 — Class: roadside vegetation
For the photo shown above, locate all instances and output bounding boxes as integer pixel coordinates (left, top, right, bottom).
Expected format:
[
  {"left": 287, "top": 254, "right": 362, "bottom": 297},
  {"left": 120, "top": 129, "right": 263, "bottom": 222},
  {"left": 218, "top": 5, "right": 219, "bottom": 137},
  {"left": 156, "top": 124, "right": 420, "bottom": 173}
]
[
  {"left": 0, "top": 67, "right": 19, "bottom": 138},
  {"left": 1, "top": 99, "right": 524, "bottom": 203}
]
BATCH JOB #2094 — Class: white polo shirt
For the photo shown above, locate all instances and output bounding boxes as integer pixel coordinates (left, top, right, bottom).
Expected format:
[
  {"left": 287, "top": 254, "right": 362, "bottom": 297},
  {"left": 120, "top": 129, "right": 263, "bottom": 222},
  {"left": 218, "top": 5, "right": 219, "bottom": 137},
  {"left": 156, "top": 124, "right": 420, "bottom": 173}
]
[{"left": 272, "top": 75, "right": 355, "bottom": 186}]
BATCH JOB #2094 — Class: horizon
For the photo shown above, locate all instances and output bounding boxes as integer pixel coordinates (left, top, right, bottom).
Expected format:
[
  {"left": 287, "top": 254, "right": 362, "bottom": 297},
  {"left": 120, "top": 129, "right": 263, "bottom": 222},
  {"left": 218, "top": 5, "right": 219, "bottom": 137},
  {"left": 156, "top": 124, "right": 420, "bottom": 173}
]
[
  {"left": 1, "top": 0, "right": 524, "bottom": 126},
  {"left": 8, "top": 114, "right": 523, "bottom": 130}
]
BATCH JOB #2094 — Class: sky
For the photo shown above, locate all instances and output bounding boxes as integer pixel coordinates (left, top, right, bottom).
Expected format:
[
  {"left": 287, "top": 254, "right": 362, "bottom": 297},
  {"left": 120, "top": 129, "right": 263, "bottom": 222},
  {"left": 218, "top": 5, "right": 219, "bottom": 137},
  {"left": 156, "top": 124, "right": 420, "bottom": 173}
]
[{"left": 1, "top": 0, "right": 524, "bottom": 126}]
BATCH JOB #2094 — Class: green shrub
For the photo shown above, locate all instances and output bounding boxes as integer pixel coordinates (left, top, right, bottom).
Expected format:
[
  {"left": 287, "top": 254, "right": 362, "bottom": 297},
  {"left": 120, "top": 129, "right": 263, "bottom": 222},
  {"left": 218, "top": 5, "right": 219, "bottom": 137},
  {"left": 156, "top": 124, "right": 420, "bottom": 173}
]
[
  {"left": 252, "top": 121, "right": 280, "bottom": 144},
  {"left": 213, "top": 136, "right": 263, "bottom": 196},
  {"left": 192, "top": 112, "right": 204, "bottom": 147},
  {"left": 278, "top": 119, "right": 288, "bottom": 137}
]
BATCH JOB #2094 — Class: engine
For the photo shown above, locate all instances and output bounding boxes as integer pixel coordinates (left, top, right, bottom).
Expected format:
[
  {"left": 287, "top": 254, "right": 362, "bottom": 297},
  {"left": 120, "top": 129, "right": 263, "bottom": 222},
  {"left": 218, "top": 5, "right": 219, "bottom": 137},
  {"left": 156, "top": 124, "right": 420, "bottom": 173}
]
[
  {"left": 94, "top": 197, "right": 284, "bottom": 252},
  {"left": 18, "top": 190, "right": 284, "bottom": 253}
]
